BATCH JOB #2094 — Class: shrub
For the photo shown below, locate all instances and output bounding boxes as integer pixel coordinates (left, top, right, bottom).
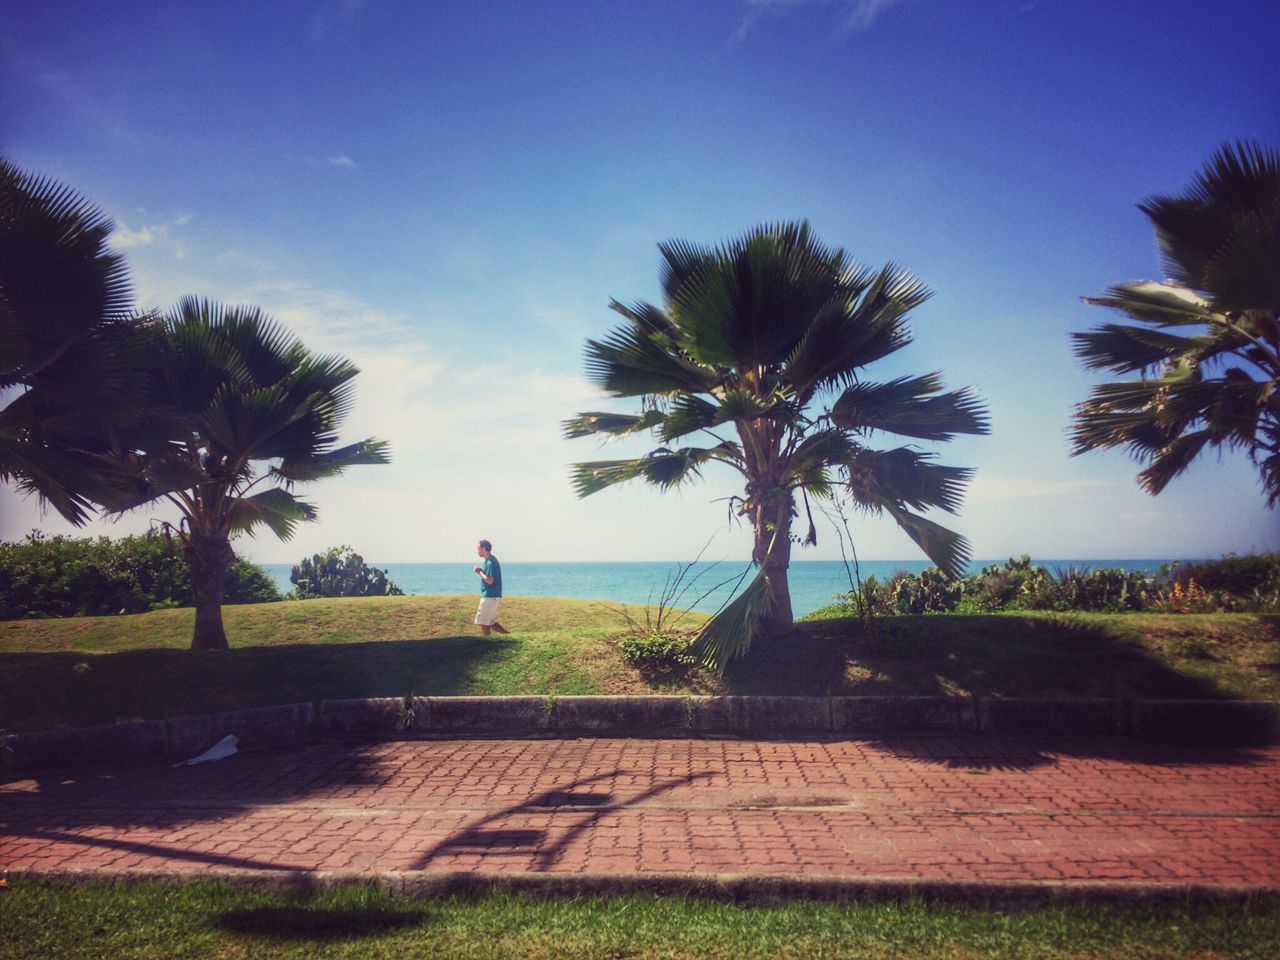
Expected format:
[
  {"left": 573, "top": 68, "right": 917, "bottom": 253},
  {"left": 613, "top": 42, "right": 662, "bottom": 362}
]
[
  {"left": 1162, "top": 554, "right": 1280, "bottom": 597},
  {"left": 290, "top": 545, "right": 404, "bottom": 598},
  {"left": 0, "top": 531, "right": 281, "bottom": 620},
  {"left": 836, "top": 556, "right": 1160, "bottom": 616},
  {"left": 618, "top": 632, "right": 698, "bottom": 678}
]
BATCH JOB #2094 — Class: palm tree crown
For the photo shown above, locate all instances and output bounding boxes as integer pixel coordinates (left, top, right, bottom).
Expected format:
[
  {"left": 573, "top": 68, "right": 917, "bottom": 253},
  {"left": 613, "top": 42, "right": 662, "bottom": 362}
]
[
  {"left": 566, "top": 221, "right": 988, "bottom": 668},
  {"left": 1072, "top": 141, "right": 1280, "bottom": 504},
  {"left": 0, "top": 156, "right": 152, "bottom": 523},
  {"left": 112, "top": 297, "right": 390, "bottom": 649}
]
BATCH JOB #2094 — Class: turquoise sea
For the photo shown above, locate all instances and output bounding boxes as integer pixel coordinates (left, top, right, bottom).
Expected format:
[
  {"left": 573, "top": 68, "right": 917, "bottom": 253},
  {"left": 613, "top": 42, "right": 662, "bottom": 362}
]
[{"left": 260, "top": 559, "right": 1172, "bottom": 619}]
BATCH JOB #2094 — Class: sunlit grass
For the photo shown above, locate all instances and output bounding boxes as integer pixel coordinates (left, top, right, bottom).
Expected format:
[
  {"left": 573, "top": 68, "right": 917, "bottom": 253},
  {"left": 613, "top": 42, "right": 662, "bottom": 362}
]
[{"left": 3, "top": 880, "right": 1278, "bottom": 960}]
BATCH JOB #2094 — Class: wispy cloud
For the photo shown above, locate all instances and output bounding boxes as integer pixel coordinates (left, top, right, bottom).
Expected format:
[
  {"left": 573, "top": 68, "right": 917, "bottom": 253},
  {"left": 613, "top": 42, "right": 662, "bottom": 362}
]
[
  {"left": 112, "top": 213, "right": 192, "bottom": 254},
  {"left": 1, "top": 41, "right": 140, "bottom": 146},
  {"left": 326, "top": 155, "right": 357, "bottom": 168},
  {"left": 735, "top": 0, "right": 907, "bottom": 40}
]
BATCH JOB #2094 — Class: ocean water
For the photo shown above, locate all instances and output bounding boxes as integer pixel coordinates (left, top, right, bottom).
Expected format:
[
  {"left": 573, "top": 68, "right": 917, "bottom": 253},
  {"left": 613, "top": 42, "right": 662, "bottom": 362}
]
[{"left": 260, "top": 558, "right": 1172, "bottom": 618}]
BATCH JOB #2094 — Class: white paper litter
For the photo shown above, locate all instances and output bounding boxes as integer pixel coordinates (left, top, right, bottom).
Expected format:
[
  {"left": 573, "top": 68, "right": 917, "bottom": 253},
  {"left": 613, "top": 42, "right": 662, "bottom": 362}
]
[{"left": 173, "top": 734, "right": 239, "bottom": 767}]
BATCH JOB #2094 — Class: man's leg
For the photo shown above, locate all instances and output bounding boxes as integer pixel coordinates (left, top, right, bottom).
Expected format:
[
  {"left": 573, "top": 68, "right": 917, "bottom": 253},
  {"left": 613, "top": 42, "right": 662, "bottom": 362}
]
[
  {"left": 481, "top": 625, "right": 493, "bottom": 636},
  {"left": 492, "top": 622, "right": 510, "bottom": 635}
]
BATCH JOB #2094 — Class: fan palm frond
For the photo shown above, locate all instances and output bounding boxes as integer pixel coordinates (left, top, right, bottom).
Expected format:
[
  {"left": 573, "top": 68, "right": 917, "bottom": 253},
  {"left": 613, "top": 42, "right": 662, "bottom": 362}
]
[{"left": 831, "top": 374, "right": 989, "bottom": 440}]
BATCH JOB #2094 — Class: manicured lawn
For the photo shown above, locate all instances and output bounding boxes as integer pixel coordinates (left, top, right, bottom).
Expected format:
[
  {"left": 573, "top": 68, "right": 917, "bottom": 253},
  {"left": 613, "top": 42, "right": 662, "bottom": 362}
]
[
  {"left": 2, "top": 880, "right": 1278, "bottom": 959},
  {"left": 0, "top": 596, "right": 1277, "bottom": 731}
]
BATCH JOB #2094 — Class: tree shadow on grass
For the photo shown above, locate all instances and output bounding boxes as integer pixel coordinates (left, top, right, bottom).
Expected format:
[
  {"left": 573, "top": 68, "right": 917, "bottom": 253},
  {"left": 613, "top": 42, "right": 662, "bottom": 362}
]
[
  {"left": 729, "top": 614, "right": 1250, "bottom": 701},
  {"left": 724, "top": 614, "right": 1277, "bottom": 771},
  {"left": 0, "top": 636, "right": 516, "bottom": 733},
  {"left": 214, "top": 906, "right": 427, "bottom": 940}
]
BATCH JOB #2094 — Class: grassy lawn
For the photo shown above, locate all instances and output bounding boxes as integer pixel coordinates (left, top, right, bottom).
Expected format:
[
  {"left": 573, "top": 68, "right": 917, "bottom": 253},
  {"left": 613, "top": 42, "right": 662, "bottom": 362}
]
[
  {"left": 2, "top": 880, "right": 1278, "bottom": 959},
  {"left": 0, "top": 596, "right": 1277, "bottom": 731}
]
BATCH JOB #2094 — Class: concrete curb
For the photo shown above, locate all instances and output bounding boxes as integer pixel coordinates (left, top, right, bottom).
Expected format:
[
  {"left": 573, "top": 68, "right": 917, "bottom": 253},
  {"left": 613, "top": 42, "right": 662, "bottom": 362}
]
[
  {"left": 4, "top": 695, "right": 1278, "bottom": 775},
  {"left": 7, "top": 867, "right": 1278, "bottom": 908}
]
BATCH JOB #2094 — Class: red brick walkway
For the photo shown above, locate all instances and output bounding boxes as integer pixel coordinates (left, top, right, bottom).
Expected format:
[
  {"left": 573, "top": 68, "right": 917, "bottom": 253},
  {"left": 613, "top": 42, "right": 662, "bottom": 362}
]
[{"left": 3, "top": 736, "right": 1278, "bottom": 888}]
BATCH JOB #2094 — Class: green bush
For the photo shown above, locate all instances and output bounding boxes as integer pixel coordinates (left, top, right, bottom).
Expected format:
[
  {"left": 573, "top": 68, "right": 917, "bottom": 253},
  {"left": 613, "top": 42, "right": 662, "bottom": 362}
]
[
  {"left": 0, "top": 531, "right": 281, "bottom": 620},
  {"left": 832, "top": 553, "right": 1277, "bottom": 616},
  {"left": 290, "top": 545, "right": 403, "bottom": 598},
  {"left": 1163, "top": 554, "right": 1280, "bottom": 596},
  {"left": 618, "top": 632, "right": 698, "bottom": 678}
]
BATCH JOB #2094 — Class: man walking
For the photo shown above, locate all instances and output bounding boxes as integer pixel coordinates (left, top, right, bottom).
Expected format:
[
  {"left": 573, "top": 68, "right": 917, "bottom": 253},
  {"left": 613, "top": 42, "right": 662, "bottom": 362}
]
[{"left": 473, "top": 539, "right": 510, "bottom": 636}]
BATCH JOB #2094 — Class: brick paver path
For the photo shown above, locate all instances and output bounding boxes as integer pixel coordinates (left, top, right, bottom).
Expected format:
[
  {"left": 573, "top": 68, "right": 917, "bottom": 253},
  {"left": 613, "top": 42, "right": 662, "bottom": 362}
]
[{"left": 3, "top": 736, "right": 1279, "bottom": 887}]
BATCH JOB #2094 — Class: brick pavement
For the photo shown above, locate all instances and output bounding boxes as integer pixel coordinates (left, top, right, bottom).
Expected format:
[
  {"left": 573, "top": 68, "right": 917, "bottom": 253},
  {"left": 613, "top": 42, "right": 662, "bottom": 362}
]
[{"left": 3, "top": 735, "right": 1279, "bottom": 892}]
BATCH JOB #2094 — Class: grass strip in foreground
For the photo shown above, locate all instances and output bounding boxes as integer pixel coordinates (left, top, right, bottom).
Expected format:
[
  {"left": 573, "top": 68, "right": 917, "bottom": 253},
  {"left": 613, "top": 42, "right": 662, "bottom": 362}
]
[{"left": 2, "top": 879, "right": 1278, "bottom": 959}]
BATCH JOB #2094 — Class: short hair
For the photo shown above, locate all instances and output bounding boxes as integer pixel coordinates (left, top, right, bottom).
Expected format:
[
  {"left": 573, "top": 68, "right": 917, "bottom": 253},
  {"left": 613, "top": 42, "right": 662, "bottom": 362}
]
[{"left": 478, "top": 539, "right": 492, "bottom": 552}]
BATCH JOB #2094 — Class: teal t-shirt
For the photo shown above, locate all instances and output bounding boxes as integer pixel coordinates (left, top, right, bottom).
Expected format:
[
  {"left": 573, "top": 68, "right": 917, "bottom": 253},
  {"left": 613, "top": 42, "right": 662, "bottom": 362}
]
[{"left": 480, "top": 556, "right": 502, "bottom": 598}]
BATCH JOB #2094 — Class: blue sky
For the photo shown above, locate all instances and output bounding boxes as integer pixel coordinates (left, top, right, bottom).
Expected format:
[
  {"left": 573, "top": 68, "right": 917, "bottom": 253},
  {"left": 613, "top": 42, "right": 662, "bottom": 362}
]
[{"left": 2, "top": 0, "right": 1277, "bottom": 563}]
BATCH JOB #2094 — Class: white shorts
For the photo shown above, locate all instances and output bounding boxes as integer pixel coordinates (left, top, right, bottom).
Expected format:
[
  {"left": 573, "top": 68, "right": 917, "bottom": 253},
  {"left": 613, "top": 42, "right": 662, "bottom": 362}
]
[{"left": 474, "top": 597, "right": 502, "bottom": 626}]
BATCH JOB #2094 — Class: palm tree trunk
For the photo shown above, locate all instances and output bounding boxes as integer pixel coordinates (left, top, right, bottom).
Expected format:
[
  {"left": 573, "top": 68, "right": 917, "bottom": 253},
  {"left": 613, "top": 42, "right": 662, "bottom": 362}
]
[
  {"left": 185, "top": 532, "right": 234, "bottom": 651},
  {"left": 754, "top": 491, "right": 794, "bottom": 633}
]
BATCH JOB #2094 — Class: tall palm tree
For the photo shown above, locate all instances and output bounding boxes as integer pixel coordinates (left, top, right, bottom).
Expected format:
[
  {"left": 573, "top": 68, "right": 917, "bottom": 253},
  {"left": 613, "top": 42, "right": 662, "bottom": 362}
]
[
  {"left": 110, "top": 297, "right": 390, "bottom": 650},
  {"left": 566, "top": 221, "right": 988, "bottom": 669},
  {"left": 1072, "top": 140, "right": 1280, "bottom": 504},
  {"left": 0, "top": 156, "right": 153, "bottom": 523}
]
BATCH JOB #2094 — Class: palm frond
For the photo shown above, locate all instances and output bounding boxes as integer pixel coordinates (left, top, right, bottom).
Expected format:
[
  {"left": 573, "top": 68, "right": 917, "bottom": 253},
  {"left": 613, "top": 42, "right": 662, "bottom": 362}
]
[
  {"left": 666, "top": 220, "right": 848, "bottom": 369},
  {"left": 570, "top": 442, "right": 738, "bottom": 498},
  {"left": 273, "top": 438, "right": 391, "bottom": 483},
  {"left": 831, "top": 374, "right": 989, "bottom": 440},
  {"left": 784, "top": 264, "right": 922, "bottom": 399},
  {"left": 562, "top": 410, "right": 666, "bottom": 440},
  {"left": 607, "top": 299, "right": 678, "bottom": 338},
  {"left": 1081, "top": 281, "right": 1215, "bottom": 328},
  {"left": 584, "top": 323, "right": 718, "bottom": 397},
  {"left": 688, "top": 570, "right": 773, "bottom": 674},
  {"left": 844, "top": 446, "right": 974, "bottom": 515},
  {"left": 1141, "top": 140, "right": 1280, "bottom": 292},
  {"left": 1136, "top": 430, "right": 1214, "bottom": 496},
  {"left": 881, "top": 503, "right": 973, "bottom": 579},
  {"left": 227, "top": 487, "right": 318, "bottom": 539},
  {"left": 1070, "top": 322, "right": 1217, "bottom": 374}
]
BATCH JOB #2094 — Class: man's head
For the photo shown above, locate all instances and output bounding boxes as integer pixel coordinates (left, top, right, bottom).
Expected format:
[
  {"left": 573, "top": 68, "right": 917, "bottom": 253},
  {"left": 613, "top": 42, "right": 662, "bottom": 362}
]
[{"left": 477, "top": 539, "right": 492, "bottom": 557}]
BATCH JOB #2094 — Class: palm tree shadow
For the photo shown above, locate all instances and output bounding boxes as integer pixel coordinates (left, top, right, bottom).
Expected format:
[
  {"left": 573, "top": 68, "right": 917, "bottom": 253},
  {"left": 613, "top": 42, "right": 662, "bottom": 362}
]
[
  {"left": 731, "top": 614, "right": 1246, "bottom": 702},
  {"left": 214, "top": 906, "right": 427, "bottom": 940},
  {"left": 0, "top": 636, "right": 515, "bottom": 733},
  {"left": 412, "top": 770, "right": 714, "bottom": 871}
]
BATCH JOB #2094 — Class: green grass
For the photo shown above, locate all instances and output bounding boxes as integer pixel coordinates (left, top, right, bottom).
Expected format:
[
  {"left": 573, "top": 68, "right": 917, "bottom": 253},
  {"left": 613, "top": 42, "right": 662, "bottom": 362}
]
[
  {"left": 1, "top": 597, "right": 1277, "bottom": 731},
  {"left": 2, "top": 880, "right": 1278, "bottom": 959}
]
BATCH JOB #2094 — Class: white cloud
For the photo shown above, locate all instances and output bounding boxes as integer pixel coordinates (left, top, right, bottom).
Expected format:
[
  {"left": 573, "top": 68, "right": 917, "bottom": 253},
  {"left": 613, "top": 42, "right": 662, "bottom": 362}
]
[
  {"left": 327, "top": 155, "right": 357, "bottom": 168},
  {"left": 112, "top": 213, "right": 191, "bottom": 250}
]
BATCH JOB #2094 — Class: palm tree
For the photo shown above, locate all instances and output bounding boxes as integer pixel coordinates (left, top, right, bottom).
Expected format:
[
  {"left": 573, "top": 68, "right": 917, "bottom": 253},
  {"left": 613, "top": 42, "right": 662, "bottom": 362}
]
[
  {"left": 0, "top": 156, "right": 153, "bottom": 523},
  {"left": 109, "top": 297, "right": 390, "bottom": 650},
  {"left": 1072, "top": 140, "right": 1280, "bottom": 504},
  {"left": 565, "top": 221, "right": 988, "bottom": 669}
]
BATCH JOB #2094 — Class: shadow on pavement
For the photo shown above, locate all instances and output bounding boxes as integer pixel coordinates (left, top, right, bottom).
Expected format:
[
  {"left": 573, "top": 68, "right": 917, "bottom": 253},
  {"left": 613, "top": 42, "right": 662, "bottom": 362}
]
[
  {"left": 413, "top": 770, "right": 714, "bottom": 871},
  {"left": 867, "top": 732, "right": 1275, "bottom": 772}
]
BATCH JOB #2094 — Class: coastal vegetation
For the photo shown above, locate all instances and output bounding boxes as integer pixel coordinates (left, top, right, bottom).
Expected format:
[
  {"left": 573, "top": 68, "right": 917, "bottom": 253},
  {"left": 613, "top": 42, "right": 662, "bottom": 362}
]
[
  {"left": 0, "top": 530, "right": 281, "bottom": 620},
  {"left": 5, "top": 880, "right": 1278, "bottom": 960},
  {"left": 567, "top": 221, "right": 988, "bottom": 671},
  {"left": 832, "top": 554, "right": 1280, "bottom": 617},
  {"left": 1, "top": 594, "right": 1276, "bottom": 732},
  {"left": 290, "top": 544, "right": 404, "bottom": 598}
]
